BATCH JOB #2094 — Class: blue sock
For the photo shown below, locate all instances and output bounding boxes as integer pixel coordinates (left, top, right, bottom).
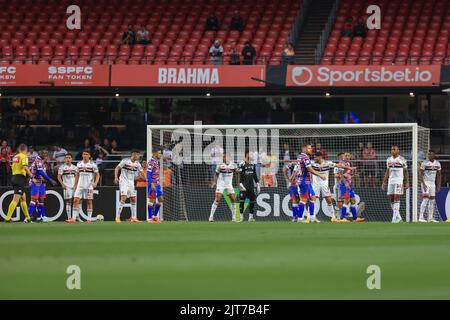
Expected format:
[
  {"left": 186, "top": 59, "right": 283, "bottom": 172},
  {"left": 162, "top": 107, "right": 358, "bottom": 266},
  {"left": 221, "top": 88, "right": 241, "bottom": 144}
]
[
  {"left": 292, "top": 205, "right": 298, "bottom": 219},
  {"left": 38, "top": 203, "right": 45, "bottom": 218},
  {"left": 147, "top": 203, "right": 153, "bottom": 220},
  {"left": 350, "top": 206, "right": 357, "bottom": 220},
  {"left": 340, "top": 206, "right": 347, "bottom": 219},
  {"left": 308, "top": 202, "right": 315, "bottom": 216},
  {"left": 298, "top": 202, "right": 305, "bottom": 218},
  {"left": 29, "top": 201, "right": 37, "bottom": 218},
  {"left": 154, "top": 204, "right": 161, "bottom": 217}
]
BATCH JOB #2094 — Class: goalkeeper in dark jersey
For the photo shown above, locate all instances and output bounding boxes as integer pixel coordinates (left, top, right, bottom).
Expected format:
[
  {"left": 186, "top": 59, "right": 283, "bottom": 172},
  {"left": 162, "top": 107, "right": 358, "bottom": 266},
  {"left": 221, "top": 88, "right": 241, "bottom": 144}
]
[{"left": 237, "top": 150, "right": 261, "bottom": 222}]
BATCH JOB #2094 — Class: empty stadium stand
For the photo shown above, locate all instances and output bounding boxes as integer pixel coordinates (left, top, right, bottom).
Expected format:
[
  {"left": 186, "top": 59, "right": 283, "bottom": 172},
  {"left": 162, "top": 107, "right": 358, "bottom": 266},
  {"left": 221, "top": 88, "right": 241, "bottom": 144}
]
[
  {"left": 0, "top": 0, "right": 302, "bottom": 66},
  {"left": 321, "top": 0, "right": 450, "bottom": 65}
]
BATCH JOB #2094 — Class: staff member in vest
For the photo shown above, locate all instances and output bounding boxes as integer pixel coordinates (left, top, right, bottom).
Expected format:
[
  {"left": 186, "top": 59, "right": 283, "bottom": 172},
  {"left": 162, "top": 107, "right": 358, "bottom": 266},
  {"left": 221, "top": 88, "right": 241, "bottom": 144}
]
[{"left": 5, "top": 144, "right": 33, "bottom": 222}]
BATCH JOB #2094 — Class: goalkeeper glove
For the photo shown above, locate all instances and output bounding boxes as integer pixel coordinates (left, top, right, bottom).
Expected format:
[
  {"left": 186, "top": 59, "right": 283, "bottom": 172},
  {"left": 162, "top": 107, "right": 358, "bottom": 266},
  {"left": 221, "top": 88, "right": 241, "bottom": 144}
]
[{"left": 239, "top": 183, "right": 246, "bottom": 191}]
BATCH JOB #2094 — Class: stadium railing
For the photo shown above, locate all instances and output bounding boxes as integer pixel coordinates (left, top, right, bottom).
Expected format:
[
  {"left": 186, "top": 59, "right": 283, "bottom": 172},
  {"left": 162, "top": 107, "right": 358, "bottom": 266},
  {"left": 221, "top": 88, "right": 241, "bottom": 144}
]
[{"left": 315, "top": 0, "right": 340, "bottom": 64}]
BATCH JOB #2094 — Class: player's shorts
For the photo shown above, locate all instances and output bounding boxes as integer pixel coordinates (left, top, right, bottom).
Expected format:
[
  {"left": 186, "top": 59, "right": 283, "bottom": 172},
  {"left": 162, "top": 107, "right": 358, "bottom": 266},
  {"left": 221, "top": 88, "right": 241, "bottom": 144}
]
[
  {"left": 387, "top": 183, "right": 403, "bottom": 195},
  {"left": 63, "top": 188, "right": 74, "bottom": 200},
  {"left": 148, "top": 184, "right": 164, "bottom": 198},
  {"left": 313, "top": 184, "right": 332, "bottom": 198},
  {"left": 30, "top": 182, "right": 46, "bottom": 199},
  {"left": 215, "top": 182, "right": 235, "bottom": 195},
  {"left": 421, "top": 183, "right": 436, "bottom": 197},
  {"left": 239, "top": 186, "right": 256, "bottom": 202},
  {"left": 339, "top": 182, "right": 355, "bottom": 199},
  {"left": 74, "top": 187, "right": 94, "bottom": 200},
  {"left": 289, "top": 185, "right": 299, "bottom": 200},
  {"left": 120, "top": 182, "right": 137, "bottom": 198},
  {"left": 299, "top": 183, "right": 315, "bottom": 200},
  {"left": 11, "top": 174, "right": 27, "bottom": 195}
]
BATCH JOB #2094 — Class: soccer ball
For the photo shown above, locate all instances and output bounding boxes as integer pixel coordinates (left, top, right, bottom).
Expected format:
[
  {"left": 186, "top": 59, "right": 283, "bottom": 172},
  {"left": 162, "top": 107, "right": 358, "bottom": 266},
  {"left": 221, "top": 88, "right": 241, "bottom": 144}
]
[{"left": 96, "top": 214, "right": 105, "bottom": 222}]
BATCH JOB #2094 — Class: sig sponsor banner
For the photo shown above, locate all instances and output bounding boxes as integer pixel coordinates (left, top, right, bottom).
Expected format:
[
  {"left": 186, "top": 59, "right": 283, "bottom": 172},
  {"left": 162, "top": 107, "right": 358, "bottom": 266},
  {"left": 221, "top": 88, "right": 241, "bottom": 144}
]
[
  {"left": 111, "top": 65, "right": 266, "bottom": 87},
  {"left": 0, "top": 64, "right": 109, "bottom": 86},
  {"left": 0, "top": 187, "right": 147, "bottom": 222},
  {"left": 286, "top": 65, "right": 441, "bottom": 87}
]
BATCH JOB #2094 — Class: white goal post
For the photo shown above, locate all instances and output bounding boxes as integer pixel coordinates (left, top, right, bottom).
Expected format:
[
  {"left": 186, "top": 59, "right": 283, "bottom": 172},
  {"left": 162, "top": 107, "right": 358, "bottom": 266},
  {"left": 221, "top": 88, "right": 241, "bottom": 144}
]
[{"left": 147, "top": 123, "right": 429, "bottom": 222}]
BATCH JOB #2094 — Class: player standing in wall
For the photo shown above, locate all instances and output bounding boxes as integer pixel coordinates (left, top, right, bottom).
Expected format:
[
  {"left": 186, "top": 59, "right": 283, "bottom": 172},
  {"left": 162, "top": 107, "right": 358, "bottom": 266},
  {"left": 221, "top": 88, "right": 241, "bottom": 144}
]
[
  {"left": 338, "top": 152, "right": 365, "bottom": 222},
  {"left": 67, "top": 149, "right": 100, "bottom": 223},
  {"left": 5, "top": 144, "right": 33, "bottom": 223},
  {"left": 57, "top": 153, "right": 78, "bottom": 221},
  {"left": 29, "top": 150, "right": 56, "bottom": 222},
  {"left": 332, "top": 152, "right": 345, "bottom": 218},
  {"left": 283, "top": 160, "right": 301, "bottom": 222},
  {"left": 209, "top": 153, "right": 238, "bottom": 222},
  {"left": 237, "top": 150, "right": 261, "bottom": 222},
  {"left": 115, "top": 150, "right": 145, "bottom": 223},
  {"left": 311, "top": 152, "right": 356, "bottom": 222},
  {"left": 382, "top": 145, "right": 409, "bottom": 223},
  {"left": 419, "top": 150, "right": 441, "bottom": 223},
  {"left": 147, "top": 147, "right": 164, "bottom": 223},
  {"left": 292, "top": 144, "right": 326, "bottom": 223}
]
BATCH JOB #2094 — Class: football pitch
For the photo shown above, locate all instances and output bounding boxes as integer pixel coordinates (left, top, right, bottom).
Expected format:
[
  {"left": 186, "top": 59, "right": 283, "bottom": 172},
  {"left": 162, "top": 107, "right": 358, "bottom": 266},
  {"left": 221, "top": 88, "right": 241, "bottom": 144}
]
[{"left": 1, "top": 221, "right": 449, "bottom": 300}]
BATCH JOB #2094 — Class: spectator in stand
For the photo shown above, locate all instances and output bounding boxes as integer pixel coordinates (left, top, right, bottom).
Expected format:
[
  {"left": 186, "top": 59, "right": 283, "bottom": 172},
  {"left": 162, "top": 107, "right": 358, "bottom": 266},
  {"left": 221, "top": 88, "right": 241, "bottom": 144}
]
[
  {"left": 111, "top": 139, "right": 120, "bottom": 154},
  {"left": 0, "top": 146, "right": 11, "bottom": 186},
  {"left": 205, "top": 13, "right": 220, "bottom": 31},
  {"left": 52, "top": 144, "right": 68, "bottom": 168},
  {"left": 122, "top": 25, "right": 136, "bottom": 45},
  {"left": 354, "top": 17, "right": 367, "bottom": 37},
  {"left": 209, "top": 39, "right": 224, "bottom": 65},
  {"left": 27, "top": 145, "right": 38, "bottom": 163},
  {"left": 282, "top": 143, "right": 291, "bottom": 165},
  {"left": 362, "top": 142, "right": 377, "bottom": 187},
  {"left": 241, "top": 41, "right": 256, "bottom": 65},
  {"left": 76, "top": 138, "right": 94, "bottom": 160},
  {"left": 102, "top": 138, "right": 112, "bottom": 154},
  {"left": 342, "top": 17, "right": 354, "bottom": 37},
  {"left": 1, "top": 140, "right": 12, "bottom": 157},
  {"left": 230, "top": 11, "right": 244, "bottom": 32},
  {"left": 228, "top": 42, "right": 241, "bottom": 65},
  {"left": 281, "top": 43, "right": 295, "bottom": 65},
  {"left": 136, "top": 25, "right": 150, "bottom": 44},
  {"left": 136, "top": 160, "right": 148, "bottom": 187},
  {"left": 163, "top": 143, "right": 173, "bottom": 168},
  {"left": 93, "top": 142, "right": 109, "bottom": 161},
  {"left": 314, "top": 143, "right": 328, "bottom": 160}
]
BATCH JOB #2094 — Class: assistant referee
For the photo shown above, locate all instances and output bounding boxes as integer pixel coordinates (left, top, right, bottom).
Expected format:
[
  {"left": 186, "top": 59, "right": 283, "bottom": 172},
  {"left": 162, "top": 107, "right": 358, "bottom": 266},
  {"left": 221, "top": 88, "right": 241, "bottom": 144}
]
[{"left": 5, "top": 144, "right": 32, "bottom": 222}]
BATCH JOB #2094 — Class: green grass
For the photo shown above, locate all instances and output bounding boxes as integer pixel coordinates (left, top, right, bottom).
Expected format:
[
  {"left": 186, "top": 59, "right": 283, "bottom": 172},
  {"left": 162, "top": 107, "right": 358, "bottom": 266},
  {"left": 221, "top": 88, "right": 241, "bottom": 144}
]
[{"left": 1, "top": 221, "right": 450, "bottom": 299}]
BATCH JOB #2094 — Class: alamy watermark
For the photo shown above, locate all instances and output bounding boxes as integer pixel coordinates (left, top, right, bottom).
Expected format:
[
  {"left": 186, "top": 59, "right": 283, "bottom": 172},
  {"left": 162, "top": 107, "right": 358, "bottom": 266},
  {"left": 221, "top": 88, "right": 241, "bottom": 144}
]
[{"left": 66, "top": 265, "right": 81, "bottom": 290}]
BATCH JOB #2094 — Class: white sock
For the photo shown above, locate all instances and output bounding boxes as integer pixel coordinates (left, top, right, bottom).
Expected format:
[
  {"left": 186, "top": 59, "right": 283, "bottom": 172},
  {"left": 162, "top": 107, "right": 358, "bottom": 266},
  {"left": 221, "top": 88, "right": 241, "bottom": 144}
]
[
  {"left": 66, "top": 203, "right": 72, "bottom": 219},
  {"left": 131, "top": 202, "right": 137, "bottom": 219},
  {"left": 393, "top": 201, "right": 400, "bottom": 219},
  {"left": 72, "top": 207, "right": 79, "bottom": 220},
  {"left": 419, "top": 198, "right": 429, "bottom": 220},
  {"left": 249, "top": 213, "right": 254, "bottom": 220},
  {"left": 117, "top": 201, "right": 125, "bottom": 218},
  {"left": 209, "top": 201, "right": 218, "bottom": 219},
  {"left": 327, "top": 203, "right": 335, "bottom": 218},
  {"left": 428, "top": 199, "right": 435, "bottom": 221},
  {"left": 231, "top": 203, "right": 236, "bottom": 220},
  {"left": 87, "top": 209, "right": 93, "bottom": 219}
]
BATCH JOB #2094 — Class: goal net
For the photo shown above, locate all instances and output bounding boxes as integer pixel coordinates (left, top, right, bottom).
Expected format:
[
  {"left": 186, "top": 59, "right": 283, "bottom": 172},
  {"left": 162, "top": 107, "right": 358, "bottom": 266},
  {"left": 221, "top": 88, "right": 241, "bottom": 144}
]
[{"left": 147, "top": 123, "right": 429, "bottom": 222}]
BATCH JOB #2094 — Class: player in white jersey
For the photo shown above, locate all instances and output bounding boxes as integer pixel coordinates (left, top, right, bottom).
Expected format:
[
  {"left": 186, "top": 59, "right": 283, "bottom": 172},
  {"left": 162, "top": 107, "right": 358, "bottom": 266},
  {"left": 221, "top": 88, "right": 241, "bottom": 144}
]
[
  {"left": 57, "top": 153, "right": 77, "bottom": 221},
  {"left": 114, "top": 150, "right": 145, "bottom": 223},
  {"left": 419, "top": 150, "right": 441, "bottom": 223},
  {"left": 67, "top": 149, "right": 100, "bottom": 223},
  {"left": 382, "top": 145, "right": 409, "bottom": 223},
  {"left": 312, "top": 152, "right": 355, "bottom": 222},
  {"left": 209, "top": 153, "right": 238, "bottom": 222},
  {"left": 333, "top": 152, "right": 345, "bottom": 216}
]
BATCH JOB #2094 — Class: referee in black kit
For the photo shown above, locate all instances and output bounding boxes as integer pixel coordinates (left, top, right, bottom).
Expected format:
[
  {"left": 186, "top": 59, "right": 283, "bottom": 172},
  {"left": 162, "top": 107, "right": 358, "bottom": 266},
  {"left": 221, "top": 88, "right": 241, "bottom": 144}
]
[{"left": 237, "top": 150, "right": 261, "bottom": 222}]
